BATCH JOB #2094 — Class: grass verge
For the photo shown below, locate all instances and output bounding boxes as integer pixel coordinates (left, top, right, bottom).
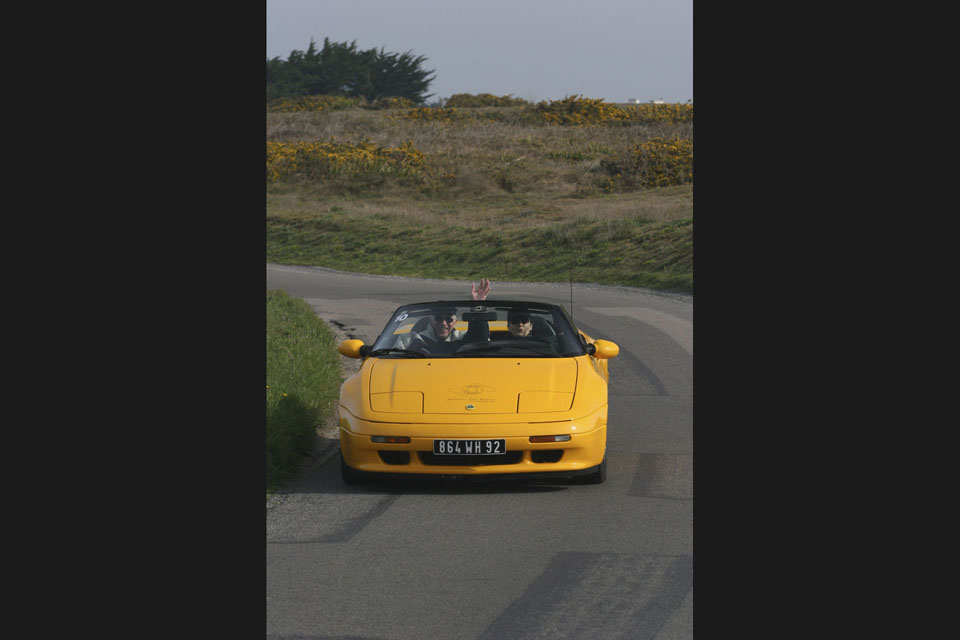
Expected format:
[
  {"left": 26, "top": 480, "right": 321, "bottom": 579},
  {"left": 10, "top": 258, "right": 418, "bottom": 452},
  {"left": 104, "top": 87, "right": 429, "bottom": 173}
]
[{"left": 266, "top": 290, "right": 342, "bottom": 493}]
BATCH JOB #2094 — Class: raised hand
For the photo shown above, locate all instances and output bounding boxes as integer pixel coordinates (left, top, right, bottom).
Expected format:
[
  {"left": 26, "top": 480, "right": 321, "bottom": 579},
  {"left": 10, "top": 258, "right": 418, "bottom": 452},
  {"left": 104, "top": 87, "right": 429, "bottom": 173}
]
[{"left": 471, "top": 278, "right": 492, "bottom": 300}]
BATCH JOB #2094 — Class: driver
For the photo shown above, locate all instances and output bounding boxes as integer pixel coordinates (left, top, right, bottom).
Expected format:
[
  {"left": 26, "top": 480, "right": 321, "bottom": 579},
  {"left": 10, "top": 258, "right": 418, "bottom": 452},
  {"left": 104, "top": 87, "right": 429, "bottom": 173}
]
[{"left": 394, "top": 307, "right": 464, "bottom": 352}]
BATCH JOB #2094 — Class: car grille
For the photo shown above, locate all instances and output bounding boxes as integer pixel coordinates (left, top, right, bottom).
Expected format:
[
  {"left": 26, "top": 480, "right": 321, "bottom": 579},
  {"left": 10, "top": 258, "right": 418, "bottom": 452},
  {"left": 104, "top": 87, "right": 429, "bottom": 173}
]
[{"left": 417, "top": 451, "right": 523, "bottom": 466}]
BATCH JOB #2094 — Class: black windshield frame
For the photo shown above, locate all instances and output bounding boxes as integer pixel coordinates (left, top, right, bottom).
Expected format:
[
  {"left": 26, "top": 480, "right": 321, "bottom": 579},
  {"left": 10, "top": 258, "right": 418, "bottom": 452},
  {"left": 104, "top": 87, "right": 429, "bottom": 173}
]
[{"left": 368, "top": 300, "right": 588, "bottom": 358}]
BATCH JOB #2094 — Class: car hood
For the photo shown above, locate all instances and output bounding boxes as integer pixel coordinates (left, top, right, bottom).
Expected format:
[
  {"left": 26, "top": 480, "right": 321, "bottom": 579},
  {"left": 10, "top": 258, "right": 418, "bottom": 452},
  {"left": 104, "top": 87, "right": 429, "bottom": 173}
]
[{"left": 368, "top": 358, "right": 578, "bottom": 414}]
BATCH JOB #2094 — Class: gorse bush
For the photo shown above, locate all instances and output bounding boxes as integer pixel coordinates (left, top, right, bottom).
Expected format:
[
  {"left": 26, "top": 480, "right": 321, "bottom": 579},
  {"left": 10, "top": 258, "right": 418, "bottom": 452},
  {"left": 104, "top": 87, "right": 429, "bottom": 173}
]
[
  {"left": 365, "top": 96, "right": 416, "bottom": 110},
  {"left": 536, "top": 95, "right": 693, "bottom": 126},
  {"left": 537, "top": 95, "right": 631, "bottom": 126},
  {"left": 267, "top": 94, "right": 364, "bottom": 113},
  {"left": 600, "top": 137, "right": 693, "bottom": 190},
  {"left": 392, "top": 104, "right": 520, "bottom": 124},
  {"left": 634, "top": 137, "right": 693, "bottom": 187},
  {"left": 394, "top": 106, "right": 465, "bottom": 122},
  {"left": 267, "top": 94, "right": 418, "bottom": 113},
  {"left": 445, "top": 93, "right": 530, "bottom": 107},
  {"left": 266, "top": 139, "right": 446, "bottom": 188},
  {"left": 629, "top": 102, "right": 694, "bottom": 123}
]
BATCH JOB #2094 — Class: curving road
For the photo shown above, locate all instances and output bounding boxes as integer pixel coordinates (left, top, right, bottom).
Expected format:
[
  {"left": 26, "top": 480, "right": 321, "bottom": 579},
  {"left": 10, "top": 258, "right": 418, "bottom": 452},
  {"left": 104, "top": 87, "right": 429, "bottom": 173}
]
[{"left": 266, "top": 264, "right": 693, "bottom": 640}]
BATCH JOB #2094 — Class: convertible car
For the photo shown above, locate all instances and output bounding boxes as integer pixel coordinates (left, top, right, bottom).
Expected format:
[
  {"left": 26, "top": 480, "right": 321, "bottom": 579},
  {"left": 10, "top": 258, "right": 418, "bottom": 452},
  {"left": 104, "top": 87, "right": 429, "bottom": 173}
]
[{"left": 336, "top": 300, "right": 619, "bottom": 484}]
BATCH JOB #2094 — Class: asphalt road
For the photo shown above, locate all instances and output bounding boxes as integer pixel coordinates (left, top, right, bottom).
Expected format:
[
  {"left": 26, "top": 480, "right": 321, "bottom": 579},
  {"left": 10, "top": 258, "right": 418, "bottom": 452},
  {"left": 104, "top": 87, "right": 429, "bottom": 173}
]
[{"left": 266, "top": 264, "right": 693, "bottom": 640}]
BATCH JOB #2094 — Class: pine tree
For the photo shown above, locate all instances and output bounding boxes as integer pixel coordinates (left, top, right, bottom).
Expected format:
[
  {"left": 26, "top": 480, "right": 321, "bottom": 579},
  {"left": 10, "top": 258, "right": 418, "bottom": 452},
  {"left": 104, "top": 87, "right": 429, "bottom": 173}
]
[{"left": 266, "top": 38, "right": 435, "bottom": 104}]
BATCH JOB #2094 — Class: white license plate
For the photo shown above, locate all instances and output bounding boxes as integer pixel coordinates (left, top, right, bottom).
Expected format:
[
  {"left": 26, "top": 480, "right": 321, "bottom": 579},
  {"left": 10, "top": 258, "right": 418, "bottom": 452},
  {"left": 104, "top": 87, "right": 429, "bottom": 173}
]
[{"left": 433, "top": 439, "right": 505, "bottom": 455}]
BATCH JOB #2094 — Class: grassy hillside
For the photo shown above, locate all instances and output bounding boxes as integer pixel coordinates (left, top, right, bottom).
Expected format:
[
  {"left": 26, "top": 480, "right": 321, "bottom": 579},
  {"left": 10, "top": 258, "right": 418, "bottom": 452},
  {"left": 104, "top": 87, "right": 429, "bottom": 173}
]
[{"left": 267, "top": 96, "right": 693, "bottom": 292}]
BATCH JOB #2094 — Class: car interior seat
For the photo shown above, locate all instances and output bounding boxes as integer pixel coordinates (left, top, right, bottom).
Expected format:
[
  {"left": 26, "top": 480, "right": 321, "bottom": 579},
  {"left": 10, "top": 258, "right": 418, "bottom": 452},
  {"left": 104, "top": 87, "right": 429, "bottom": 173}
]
[
  {"left": 531, "top": 316, "right": 557, "bottom": 338},
  {"left": 412, "top": 316, "right": 430, "bottom": 333}
]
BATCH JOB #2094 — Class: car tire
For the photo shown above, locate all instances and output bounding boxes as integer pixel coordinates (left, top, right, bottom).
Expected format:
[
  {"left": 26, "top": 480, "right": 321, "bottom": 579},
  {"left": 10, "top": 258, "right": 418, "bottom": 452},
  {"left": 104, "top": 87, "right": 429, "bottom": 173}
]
[
  {"left": 575, "top": 455, "right": 607, "bottom": 484},
  {"left": 340, "top": 451, "right": 363, "bottom": 485}
]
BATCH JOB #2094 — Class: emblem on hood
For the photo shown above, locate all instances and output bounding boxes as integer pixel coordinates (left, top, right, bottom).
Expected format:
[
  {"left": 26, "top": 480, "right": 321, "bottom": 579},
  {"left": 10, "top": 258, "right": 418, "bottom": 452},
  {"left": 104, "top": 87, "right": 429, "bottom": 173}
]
[
  {"left": 465, "top": 404, "right": 476, "bottom": 410},
  {"left": 450, "top": 384, "right": 496, "bottom": 396}
]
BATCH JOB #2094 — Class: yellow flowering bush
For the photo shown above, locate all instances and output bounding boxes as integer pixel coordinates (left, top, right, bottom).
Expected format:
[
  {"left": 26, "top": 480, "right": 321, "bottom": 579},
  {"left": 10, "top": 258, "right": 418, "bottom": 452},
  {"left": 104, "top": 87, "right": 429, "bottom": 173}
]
[
  {"left": 266, "top": 139, "right": 442, "bottom": 187},
  {"left": 364, "top": 96, "right": 416, "bottom": 110},
  {"left": 599, "top": 137, "right": 693, "bottom": 190},
  {"left": 267, "top": 94, "right": 364, "bottom": 113},
  {"left": 445, "top": 93, "right": 530, "bottom": 107},
  {"left": 394, "top": 105, "right": 526, "bottom": 126},
  {"left": 628, "top": 102, "right": 693, "bottom": 123},
  {"left": 537, "top": 95, "right": 692, "bottom": 126},
  {"left": 537, "top": 95, "right": 629, "bottom": 125},
  {"left": 395, "top": 106, "right": 466, "bottom": 122},
  {"left": 634, "top": 137, "right": 693, "bottom": 187}
]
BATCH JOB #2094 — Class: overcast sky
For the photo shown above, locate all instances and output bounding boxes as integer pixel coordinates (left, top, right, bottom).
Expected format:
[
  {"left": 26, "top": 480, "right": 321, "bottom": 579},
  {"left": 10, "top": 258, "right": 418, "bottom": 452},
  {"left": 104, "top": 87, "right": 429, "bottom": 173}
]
[{"left": 266, "top": 0, "right": 692, "bottom": 104}]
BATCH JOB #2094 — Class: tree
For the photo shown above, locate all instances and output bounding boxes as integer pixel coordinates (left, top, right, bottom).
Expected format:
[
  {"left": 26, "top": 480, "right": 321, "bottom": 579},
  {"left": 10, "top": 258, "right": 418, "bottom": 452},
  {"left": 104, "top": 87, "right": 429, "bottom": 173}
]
[{"left": 266, "top": 38, "right": 435, "bottom": 104}]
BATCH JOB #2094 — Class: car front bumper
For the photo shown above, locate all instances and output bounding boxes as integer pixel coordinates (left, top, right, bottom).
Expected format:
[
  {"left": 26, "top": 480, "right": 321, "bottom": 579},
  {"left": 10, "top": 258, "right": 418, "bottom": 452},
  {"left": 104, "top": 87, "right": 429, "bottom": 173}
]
[{"left": 339, "top": 416, "right": 606, "bottom": 478}]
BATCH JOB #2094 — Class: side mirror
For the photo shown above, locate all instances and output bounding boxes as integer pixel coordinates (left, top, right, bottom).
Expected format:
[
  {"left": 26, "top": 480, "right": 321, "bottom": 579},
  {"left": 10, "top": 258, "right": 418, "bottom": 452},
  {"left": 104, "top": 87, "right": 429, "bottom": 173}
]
[
  {"left": 337, "top": 339, "right": 369, "bottom": 359},
  {"left": 589, "top": 339, "right": 619, "bottom": 359}
]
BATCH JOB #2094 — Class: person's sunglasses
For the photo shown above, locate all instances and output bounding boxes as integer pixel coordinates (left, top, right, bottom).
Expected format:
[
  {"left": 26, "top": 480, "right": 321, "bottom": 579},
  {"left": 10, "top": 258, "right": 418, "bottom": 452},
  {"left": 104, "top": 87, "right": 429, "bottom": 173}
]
[
  {"left": 509, "top": 315, "right": 530, "bottom": 324},
  {"left": 433, "top": 315, "right": 456, "bottom": 324}
]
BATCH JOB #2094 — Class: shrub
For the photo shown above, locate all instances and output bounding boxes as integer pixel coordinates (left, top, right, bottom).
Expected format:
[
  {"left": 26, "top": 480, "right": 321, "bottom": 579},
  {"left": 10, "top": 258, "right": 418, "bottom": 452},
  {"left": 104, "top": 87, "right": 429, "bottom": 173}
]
[
  {"left": 600, "top": 137, "right": 693, "bottom": 190},
  {"left": 364, "top": 96, "right": 416, "bottom": 110},
  {"left": 445, "top": 93, "right": 530, "bottom": 107},
  {"left": 536, "top": 95, "right": 693, "bottom": 126},
  {"left": 634, "top": 137, "right": 693, "bottom": 187},
  {"left": 266, "top": 139, "right": 449, "bottom": 189},
  {"left": 627, "top": 102, "right": 694, "bottom": 124},
  {"left": 394, "top": 106, "right": 467, "bottom": 122},
  {"left": 536, "top": 95, "right": 630, "bottom": 126},
  {"left": 267, "top": 94, "right": 364, "bottom": 113}
]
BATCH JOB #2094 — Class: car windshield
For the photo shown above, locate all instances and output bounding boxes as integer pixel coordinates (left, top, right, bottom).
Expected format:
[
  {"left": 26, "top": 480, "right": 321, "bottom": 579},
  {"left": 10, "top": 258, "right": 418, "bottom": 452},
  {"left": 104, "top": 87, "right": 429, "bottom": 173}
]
[{"left": 368, "top": 300, "right": 587, "bottom": 358}]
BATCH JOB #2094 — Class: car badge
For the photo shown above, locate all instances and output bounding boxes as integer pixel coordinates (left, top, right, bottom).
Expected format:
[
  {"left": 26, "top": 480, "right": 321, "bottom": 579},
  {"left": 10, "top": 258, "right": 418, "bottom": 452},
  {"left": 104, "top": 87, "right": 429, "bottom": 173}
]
[
  {"left": 451, "top": 384, "right": 495, "bottom": 396},
  {"left": 465, "top": 404, "right": 476, "bottom": 410}
]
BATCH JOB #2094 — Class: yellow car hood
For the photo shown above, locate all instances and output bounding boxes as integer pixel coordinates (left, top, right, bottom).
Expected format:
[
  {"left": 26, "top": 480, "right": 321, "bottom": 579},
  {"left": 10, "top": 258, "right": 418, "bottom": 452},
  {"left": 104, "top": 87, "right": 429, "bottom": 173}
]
[{"left": 368, "top": 358, "right": 578, "bottom": 414}]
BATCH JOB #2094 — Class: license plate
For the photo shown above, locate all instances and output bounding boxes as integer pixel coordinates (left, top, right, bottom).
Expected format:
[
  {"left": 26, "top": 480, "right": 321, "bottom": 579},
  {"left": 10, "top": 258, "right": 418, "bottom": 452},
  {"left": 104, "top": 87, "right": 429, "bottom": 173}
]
[{"left": 433, "top": 439, "right": 506, "bottom": 455}]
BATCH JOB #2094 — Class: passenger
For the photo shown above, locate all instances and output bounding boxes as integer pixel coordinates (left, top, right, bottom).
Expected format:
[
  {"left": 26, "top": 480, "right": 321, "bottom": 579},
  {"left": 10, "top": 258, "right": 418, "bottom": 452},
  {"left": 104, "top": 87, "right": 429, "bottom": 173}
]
[
  {"left": 506, "top": 309, "right": 534, "bottom": 338},
  {"left": 469, "top": 280, "right": 545, "bottom": 341}
]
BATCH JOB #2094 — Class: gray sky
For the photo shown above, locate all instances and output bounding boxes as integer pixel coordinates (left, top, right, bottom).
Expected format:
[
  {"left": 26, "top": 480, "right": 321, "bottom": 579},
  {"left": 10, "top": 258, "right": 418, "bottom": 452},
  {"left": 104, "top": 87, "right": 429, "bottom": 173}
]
[{"left": 266, "top": 0, "right": 692, "bottom": 104}]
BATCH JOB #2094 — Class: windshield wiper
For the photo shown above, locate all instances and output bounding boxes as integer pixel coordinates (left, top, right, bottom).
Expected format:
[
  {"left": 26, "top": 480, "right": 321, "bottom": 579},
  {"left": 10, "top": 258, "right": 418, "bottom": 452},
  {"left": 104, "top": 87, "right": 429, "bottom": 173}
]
[{"left": 368, "top": 348, "right": 426, "bottom": 358}]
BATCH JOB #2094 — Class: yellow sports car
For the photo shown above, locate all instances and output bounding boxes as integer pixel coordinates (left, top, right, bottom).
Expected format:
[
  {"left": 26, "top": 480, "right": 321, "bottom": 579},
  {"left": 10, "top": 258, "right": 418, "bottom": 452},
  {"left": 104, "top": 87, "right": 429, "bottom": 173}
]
[{"left": 336, "top": 300, "right": 619, "bottom": 484}]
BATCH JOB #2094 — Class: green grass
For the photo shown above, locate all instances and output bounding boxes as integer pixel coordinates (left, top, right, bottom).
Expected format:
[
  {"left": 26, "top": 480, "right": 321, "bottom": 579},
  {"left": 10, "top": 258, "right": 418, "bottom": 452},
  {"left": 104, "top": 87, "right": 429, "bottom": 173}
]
[
  {"left": 266, "top": 290, "right": 343, "bottom": 493},
  {"left": 267, "top": 101, "right": 693, "bottom": 293},
  {"left": 267, "top": 196, "right": 692, "bottom": 291}
]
